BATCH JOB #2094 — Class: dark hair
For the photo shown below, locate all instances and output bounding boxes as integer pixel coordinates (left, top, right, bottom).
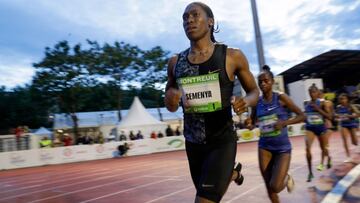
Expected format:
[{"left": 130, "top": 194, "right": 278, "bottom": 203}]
[
  {"left": 308, "top": 83, "right": 318, "bottom": 91},
  {"left": 338, "top": 93, "right": 349, "bottom": 99},
  {"left": 260, "top": 65, "right": 274, "bottom": 79},
  {"left": 191, "top": 2, "right": 219, "bottom": 42}
]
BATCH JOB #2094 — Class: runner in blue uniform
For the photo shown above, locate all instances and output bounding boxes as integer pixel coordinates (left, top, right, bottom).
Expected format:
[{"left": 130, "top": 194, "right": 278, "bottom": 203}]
[
  {"left": 335, "top": 93, "right": 359, "bottom": 162},
  {"left": 304, "top": 85, "right": 333, "bottom": 182},
  {"left": 247, "top": 65, "right": 305, "bottom": 203},
  {"left": 164, "top": 2, "right": 259, "bottom": 203}
]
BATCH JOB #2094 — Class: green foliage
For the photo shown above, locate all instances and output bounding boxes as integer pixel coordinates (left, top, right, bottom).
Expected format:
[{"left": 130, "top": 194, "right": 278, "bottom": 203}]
[
  {"left": 0, "top": 86, "right": 53, "bottom": 134},
  {"left": 0, "top": 39, "right": 170, "bottom": 133}
]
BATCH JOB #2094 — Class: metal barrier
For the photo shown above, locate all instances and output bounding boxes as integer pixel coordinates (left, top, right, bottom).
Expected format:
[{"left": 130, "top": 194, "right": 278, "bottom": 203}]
[{"left": 0, "top": 134, "right": 30, "bottom": 152}]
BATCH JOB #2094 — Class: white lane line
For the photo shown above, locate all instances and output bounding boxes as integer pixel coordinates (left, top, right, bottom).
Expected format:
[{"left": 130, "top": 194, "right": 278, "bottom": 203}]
[
  {"left": 0, "top": 159, "right": 161, "bottom": 185},
  {"left": 0, "top": 160, "right": 170, "bottom": 194},
  {"left": 0, "top": 162, "right": 183, "bottom": 201},
  {"left": 79, "top": 179, "right": 178, "bottom": 203},
  {"left": 142, "top": 146, "right": 308, "bottom": 203},
  {"left": 0, "top": 156, "right": 174, "bottom": 184},
  {"left": 0, "top": 169, "right": 109, "bottom": 192},
  {"left": 29, "top": 176, "right": 150, "bottom": 203},
  {"left": 144, "top": 186, "right": 193, "bottom": 203},
  {"left": 0, "top": 169, "right": 112, "bottom": 194},
  {"left": 225, "top": 147, "right": 344, "bottom": 203},
  {"left": 0, "top": 167, "right": 105, "bottom": 184},
  {"left": 226, "top": 185, "right": 264, "bottom": 202},
  {"left": 143, "top": 175, "right": 181, "bottom": 178},
  {"left": 321, "top": 164, "right": 360, "bottom": 203}
]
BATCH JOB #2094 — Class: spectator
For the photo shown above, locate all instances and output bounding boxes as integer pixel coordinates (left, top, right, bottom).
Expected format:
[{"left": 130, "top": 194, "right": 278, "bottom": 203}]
[
  {"left": 63, "top": 133, "right": 73, "bottom": 146},
  {"left": 129, "top": 131, "right": 137, "bottom": 140},
  {"left": 77, "top": 134, "right": 93, "bottom": 145},
  {"left": 53, "top": 135, "right": 63, "bottom": 147},
  {"left": 175, "top": 126, "right": 181, "bottom": 136},
  {"left": 150, "top": 131, "right": 157, "bottom": 139},
  {"left": 96, "top": 132, "right": 105, "bottom": 144},
  {"left": 39, "top": 136, "right": 52, "bottom": 148},
  {"left": 23, "top": 126, "right": 29, "bottom": 133},
  {"left": 15, "top": 126, "right": 24, "bottom": 136},
  {"left": 165, "top": 125, "right": 174, "bottom": 137},
  {"left": 15, "top": 126, "right": 24, "bottom": 150},
  {"left": 157, "top": 131, "right": 164, "bottom": 138},
  {"left": 117, "top": 142, "right": 131, "bottom": 157},
  {"left": 119, "top": 131, "right": 127, "bottom": 141},
  {"left": 76, "top": 135, "right": 84, "bottom": 145},
  {"left": 136, "top": 130, "right": 144, "bottom": 139},
  {"left": 83, "top": 134, "right": 93, "bottom": 144}
]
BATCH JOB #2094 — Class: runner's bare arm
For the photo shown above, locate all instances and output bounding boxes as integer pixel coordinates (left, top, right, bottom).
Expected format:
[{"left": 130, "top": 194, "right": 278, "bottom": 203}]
[
  {"left": 230, "top": 48, "right": 259, "bottom": 108},
  {"left": 245, "top": 107, "right": 257, "bottom": 129},
  {"left": 164, "top": 55, "right": 181, "bottom": 112},
  {"left": 279, "top": 93, "right": 305, "bottom": 126},
  {"left": 349, "top": 104, "right": 360, "bottom": 118},
  {"left": 312, "top": 101, "right": 332, "bottom": 120}
]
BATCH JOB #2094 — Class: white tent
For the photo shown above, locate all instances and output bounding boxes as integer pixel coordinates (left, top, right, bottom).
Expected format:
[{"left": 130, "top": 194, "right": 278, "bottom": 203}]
[
  {"left": 31, "top": 127, "right": 52, "bottom": 149},
  {"left": 118, "top": 97, "right": 167, "bottom": 138},
  {"left": 34, "top": 127, "right": 52, "bottom": 136}
]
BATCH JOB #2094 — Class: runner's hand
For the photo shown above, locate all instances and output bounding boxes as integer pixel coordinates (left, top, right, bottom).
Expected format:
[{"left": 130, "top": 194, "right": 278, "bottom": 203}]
[
  {"left": 165, "top": 88, "right": 182, "bottom": 107},
  {"left": 310, "top": 103, "right": 321, "bottom": 112},
  {"left": 231, "top": 96, "right": 248, "bottom": 115},
  {"left": 274, "top": 120, "right": 286, "bottom": 130},
  {"left": 244, "top": 118, "right": 254, "bottom": 129}
]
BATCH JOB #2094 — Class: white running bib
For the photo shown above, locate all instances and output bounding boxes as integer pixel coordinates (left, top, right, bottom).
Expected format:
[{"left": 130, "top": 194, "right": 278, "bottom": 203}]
[
  {"left": 258, "top": 113, "right": 281, "bottom": 137},
  {"left": 307, "top": 113, "right": 324, "bottom": 125},
  {"left": 178, "top": 73, "right": 222, "bottom": 113}
]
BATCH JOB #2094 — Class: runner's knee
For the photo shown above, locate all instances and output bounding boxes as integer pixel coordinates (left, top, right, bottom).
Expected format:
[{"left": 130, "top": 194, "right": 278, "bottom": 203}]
[{"left": 269, "top": 181, "right": 283, "bottom": 193}]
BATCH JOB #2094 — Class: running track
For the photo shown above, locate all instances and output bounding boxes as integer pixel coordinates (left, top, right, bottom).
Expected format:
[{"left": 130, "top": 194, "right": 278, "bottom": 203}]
[{"left": 0, "top": 133, "right": 359, "bottom": 203}]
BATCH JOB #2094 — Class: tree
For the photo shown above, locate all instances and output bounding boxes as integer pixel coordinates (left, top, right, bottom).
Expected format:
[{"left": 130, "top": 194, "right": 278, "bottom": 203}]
[
  {"left": 30, "top": 39, "right": 170, "bottom": 138},
  {"left": 32, "top": 40, "right": 99, "bottom": 138},
  {"left": 0, "top": 85, "right": 53, "bottom": 134},
  {"left": 98, "top": 41, "right": 142, "bottom": 121},
  {"left": 92, "top": 41, "right": 169, "bottom": 121},
  {"left": 136, "top": 46, "right": 169, "bottom": 120}
]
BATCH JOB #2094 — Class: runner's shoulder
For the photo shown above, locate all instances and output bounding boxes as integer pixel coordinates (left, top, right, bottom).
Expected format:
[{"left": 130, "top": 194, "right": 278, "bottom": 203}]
[
  {"left": 168, "top": 54, "right": 178, "bottom": 65},
  {"left": 226, "top": 47, "right": 245, "bottom": 58},
  {"left": 226, "top": 47, "right": 247, "bottom": 68},
  {"left": 304, "top": 100, "right": 311, "bottom": 106},
  {"left": 167, "top": 54, "right": 179, "bottom": 70},
  {"left": 276, "top": 91, "right": 288, "bottom": 100}
]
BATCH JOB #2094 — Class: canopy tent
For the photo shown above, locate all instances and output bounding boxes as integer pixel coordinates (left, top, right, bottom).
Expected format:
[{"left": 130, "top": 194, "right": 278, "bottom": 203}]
[
  {"left": 33, "top": 127, "right": 52, "bottom": 136},
  {"left": 31, "top": 127, "right": 53, "bottom": 149},
  {"left": 117, "top": 97, "right": 167, "bottom": 138}
]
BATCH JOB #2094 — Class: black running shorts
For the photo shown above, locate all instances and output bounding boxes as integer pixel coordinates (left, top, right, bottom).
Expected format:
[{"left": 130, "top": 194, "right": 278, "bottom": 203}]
[{"left": 185, "top": 140, "right": 237, "bottom": 202}]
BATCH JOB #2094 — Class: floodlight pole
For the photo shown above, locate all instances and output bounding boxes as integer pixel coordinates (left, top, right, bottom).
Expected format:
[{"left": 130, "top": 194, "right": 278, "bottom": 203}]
[{"left": 251, "top": 0, "right": 266, "bottom": 71}]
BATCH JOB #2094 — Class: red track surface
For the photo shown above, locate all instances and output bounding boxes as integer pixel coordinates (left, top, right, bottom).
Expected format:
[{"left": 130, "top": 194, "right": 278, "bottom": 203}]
[{"left": 0, "top": 132, "right": 359, "bottom": 203}]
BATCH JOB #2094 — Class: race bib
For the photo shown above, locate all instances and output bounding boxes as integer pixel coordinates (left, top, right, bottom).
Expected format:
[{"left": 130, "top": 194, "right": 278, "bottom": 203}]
[
  {"left": 338, "top": 113, "right": 349, "bottom": 121},
  {"left": 258, "top": 114, "right": 281, "bottom": 137},
  {"left": 307, "top": 113, "right": 324, "bottom": 125},
  {"left": 178, "top": 73, "right": 222, "bottom": 113}
]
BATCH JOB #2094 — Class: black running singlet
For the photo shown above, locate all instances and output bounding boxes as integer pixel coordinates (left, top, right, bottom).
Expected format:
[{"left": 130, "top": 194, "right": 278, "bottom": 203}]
[{"left": 174, "top": 44, "right": 236, "bottom": 144}]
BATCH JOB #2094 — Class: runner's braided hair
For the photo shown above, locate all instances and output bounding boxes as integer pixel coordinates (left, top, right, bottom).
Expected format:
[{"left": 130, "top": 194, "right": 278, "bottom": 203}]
[{"left": 261, "top": 65, "right": 274, "bottom": 79}]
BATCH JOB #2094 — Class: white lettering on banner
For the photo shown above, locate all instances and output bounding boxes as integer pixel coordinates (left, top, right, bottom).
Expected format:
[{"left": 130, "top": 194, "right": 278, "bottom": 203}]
[
  {"left": 63, "top": 148, "right": 73, "bottom": 158},
  {"left": 10, "top": 153, "right": 26, "bottom": 165},
  {"left": 96, "top": 145, "right": 105, "bottom": 153},
  {"left": 39, "top": 149, "right": 55, "bottom": 163}
]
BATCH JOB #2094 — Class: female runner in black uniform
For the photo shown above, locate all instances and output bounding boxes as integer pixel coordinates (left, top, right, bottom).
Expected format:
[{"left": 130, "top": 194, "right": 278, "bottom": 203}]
[{"left": 165, "top": 2, "right": 259, "bottom": 203}]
